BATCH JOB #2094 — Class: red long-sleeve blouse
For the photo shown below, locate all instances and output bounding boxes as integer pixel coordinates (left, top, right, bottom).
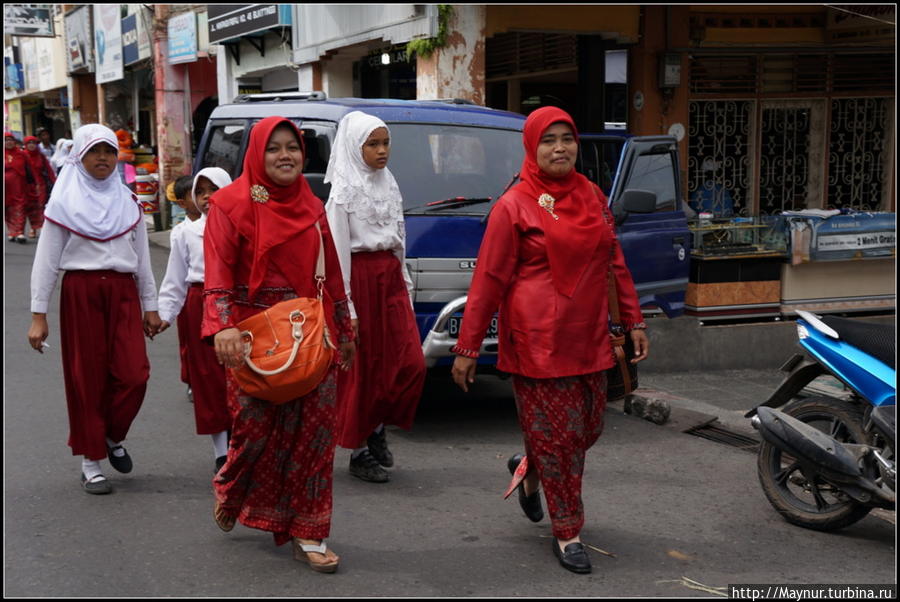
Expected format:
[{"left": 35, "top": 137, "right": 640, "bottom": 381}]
[
  {"left": 453, "top": 184, "right": 644, "bottom": 379},
  {"left": 201, "top": 205, "right": 354, "bottom": 345}
]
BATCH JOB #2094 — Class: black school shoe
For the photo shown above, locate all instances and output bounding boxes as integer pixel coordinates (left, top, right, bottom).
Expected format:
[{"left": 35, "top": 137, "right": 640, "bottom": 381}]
[
  {"left": 552, "top": 539, "right": 592, "bottom": 574},
  {"left": 507, "top": 454, "right": 543, "bottom": 522},
  {"left": 349, "top": 450, "right": 390, "bottom": 483},
  {"left": 81, "top": 473, "right": 113, "bottom": 495},
  {"left": 107, "top": 444, "right": 133, "bottom": 474},
  {"left": 366, "top": 429, "right": 394, "bottom": 468}
]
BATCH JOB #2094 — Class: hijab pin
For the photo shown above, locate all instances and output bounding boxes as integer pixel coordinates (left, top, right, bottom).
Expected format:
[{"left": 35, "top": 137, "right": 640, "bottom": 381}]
[
  {"left": 538, "top": 193, "right": 559, "bottom": 221},
  {"left": 250, "top": 185, "right": 269, "bottom": 204}
]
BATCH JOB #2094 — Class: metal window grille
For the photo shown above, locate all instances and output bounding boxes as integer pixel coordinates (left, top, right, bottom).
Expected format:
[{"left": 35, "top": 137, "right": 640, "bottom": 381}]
[
  {"left": 759, "top": 107, "right": 813, "bottom": 215},
  {"left": 828, "top": 98, "right": 891, "bottom": 211}
]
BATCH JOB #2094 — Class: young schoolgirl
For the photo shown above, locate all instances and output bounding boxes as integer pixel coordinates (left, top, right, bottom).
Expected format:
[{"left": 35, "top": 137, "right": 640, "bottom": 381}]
[
  {"left": 324, "top": 111, "right": 426, "bottom": 483},
  {"left": 170, "top": 174, "right": 198, "bottom": 400},
  {"left": 28, "top": 124, "right": 162, "bottom": 495},
  {"left": 157, "top": 167, "right": 234, "bottom": 472}
]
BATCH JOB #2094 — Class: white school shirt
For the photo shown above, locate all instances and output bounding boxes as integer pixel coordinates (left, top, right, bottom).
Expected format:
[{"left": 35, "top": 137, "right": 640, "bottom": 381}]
[
  {"left": 157, "top": 215, "right": 207, "bottom": 324},
  {"left": 325, "top": 200, "right": 414, "bottom": 320},
  {"left": 30, "top": 219, "right": 159, "bottom": 314}
]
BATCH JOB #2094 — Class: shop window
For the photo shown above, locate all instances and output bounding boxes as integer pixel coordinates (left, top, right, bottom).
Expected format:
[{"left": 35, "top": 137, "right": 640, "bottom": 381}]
[{"left": 828, "top": 97, "right": 891, "bottom": 211}]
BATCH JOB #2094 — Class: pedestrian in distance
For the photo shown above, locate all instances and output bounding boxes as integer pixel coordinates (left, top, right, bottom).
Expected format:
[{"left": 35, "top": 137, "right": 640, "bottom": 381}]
[
  {"left": 27, "top": 123, "right": 162, "bottom": 495},
  {"left": 5, "top": 132, "right": 32, "bottom": 243},
  {"left": 36, "top": 127, "right": 56, "bottom": 162},
  {"left": 202, "top": 116, "right": 357, "bottom": 573},
  {"left": 50, "top": 138, "right": 74, "bottom": 175},
  {"left": 450, "top": 106, "right": 650, "bottom": 575},
  {"left": 157, "top": 168, "right": 233, "bottom": 474},
  {"left": 23, "top": 135, "right": 57, "bottom": 238},
  {"left": 325, "top": 110, "right": 426, "bottom": 483}
]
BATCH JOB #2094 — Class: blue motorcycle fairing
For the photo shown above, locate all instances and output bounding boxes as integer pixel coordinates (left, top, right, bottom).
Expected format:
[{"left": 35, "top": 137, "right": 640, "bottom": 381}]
[{"left": 797, "top": 318, "right": 896, "bottom": 407}]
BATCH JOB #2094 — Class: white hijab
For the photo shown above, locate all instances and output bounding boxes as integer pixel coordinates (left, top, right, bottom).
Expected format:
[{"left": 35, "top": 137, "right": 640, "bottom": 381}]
[
  {"left": 185, "top": 167, "right": 233, "bottom": 235},
  {"left": 50, "top": 138, "right": 73, "bottom": 172},
  {"left": 43, "top": 124, "right": 141, "bottom": 241},
  {"left": 324, "top": 111, "right": 403, "bottom": 227}
]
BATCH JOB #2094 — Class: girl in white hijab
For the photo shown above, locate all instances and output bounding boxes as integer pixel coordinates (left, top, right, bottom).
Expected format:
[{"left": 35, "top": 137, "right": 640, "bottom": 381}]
[
  {"left": 50, "top": 138, "right": 73, "bottom": 174},
  {"left": 324, "top": 111, "right": 425, "bottom": 484},
  {"left": 157, "top": 167, "right": 234, "bottom": 473},
  {"left": 28, "top": 123, "right": 161, "bottom": 495}
]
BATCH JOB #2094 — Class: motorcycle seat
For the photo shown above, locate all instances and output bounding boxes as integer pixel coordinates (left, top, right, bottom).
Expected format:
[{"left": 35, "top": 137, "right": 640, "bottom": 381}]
[{"left": 821, "top": 316, "right": 896, "bottom": 369}]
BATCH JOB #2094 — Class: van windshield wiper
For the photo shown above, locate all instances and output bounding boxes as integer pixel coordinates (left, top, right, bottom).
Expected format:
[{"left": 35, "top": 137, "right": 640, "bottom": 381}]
[{"left": 407, "top": 197, "right": 494, "bottom": 212}]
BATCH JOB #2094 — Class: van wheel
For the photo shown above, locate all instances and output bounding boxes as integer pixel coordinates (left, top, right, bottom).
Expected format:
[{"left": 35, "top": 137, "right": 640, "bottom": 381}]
[{"left": 756, "top": 396, "right": 873, "bottom": 531}]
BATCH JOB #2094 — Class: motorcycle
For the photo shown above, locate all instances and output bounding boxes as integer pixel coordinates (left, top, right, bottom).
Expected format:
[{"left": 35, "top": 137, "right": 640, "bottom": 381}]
[{"left": 746, "top": 310, "right": 895, "bottom": 531}]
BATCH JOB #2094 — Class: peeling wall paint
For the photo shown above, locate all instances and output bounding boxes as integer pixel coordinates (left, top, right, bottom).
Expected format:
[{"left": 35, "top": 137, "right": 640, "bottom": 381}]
[{"left": 416, "top": 5, "right": 485, "bottom": 105}]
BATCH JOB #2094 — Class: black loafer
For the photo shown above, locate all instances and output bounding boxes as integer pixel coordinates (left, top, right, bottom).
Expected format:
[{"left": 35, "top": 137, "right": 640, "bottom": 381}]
[
  {"left": 552, "top": 540, "right": 592, "bottom": 574},
  {"left": 367, "top": 429, "right": 394, "bottom": 468},
  {"left": 107, "top": 444, "right": 133, "bottom": 474},
  {"left": 215, "top": 455, "right": 227, "bottom": 474},
  {"left": 507, "top": 454, "right": 543, "bottom": 522},
  {"left": 81, "top": 473, "right": 112, "bottom": 495}
]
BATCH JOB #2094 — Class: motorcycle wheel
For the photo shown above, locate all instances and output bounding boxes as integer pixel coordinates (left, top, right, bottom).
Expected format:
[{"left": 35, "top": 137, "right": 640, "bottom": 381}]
[{"left": 756, "top": 395, "right": 873, "bottom": 531}]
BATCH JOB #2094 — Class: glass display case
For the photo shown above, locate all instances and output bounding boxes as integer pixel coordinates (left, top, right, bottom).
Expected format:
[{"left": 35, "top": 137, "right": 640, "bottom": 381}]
[{"left": 689, "top": 216, "right": 787, "bottom": 259}]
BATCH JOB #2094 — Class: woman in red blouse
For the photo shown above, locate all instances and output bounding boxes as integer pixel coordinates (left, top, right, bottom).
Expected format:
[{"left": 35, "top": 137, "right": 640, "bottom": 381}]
[
  {"left": 201, "top": 117, "right": 356, "bottom": 573},
  {"left": 23, "top": 135, "right": 57, "bottom": 238},
  {"left": 451, "top": 106, "right": 649, "bottom": 574}
]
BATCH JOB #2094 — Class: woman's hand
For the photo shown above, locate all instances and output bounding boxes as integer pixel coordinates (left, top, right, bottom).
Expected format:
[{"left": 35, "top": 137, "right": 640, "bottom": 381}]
[
  {"left": 157, "top": 320, "right": 171, "bottom": 334},
  {"left": 630, "top": 329, "right": 649, "bottom": 364},
  {"left": 214, "top": 327, "right": 244, "bottom": 369},
  {"left": 339, "top": 340, "right": 357, "bottom": 371},
  {"left": 351, "top": 319, "right": 359, "bottom": 343},
  {"left": 452, "top": 356, "right": 478, "bottom": 393},
  {"left": 28, "top": 313, "right": 49, "bottom": 353},
  {"left": 143, "top": 311, "right": 162, "bottom": 339}
]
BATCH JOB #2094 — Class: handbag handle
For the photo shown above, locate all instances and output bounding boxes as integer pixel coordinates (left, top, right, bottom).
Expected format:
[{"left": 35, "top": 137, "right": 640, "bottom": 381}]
[{"left": 241, "top": 310, "right": 306, "bottom": 376}]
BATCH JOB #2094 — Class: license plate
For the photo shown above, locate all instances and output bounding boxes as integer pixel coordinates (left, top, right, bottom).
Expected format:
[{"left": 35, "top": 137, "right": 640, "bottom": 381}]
[{"left": 447, "top": 315, "right": 498, "bottom": 338}]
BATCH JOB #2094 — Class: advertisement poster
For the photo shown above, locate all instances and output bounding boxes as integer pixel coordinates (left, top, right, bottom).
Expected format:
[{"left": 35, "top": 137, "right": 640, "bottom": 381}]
[
  {"left": 168, "top": 11, "right": 198, "bottom": 65},
  {"left": 65, "top": 5, "right": 93, "bottom": 72},
  {"left": 93, "top": 5, "right": 123, "bottom": 83}
]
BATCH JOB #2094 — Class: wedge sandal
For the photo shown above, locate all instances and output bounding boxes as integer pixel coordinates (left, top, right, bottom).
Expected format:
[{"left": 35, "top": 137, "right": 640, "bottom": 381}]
[{"left": 293, "top": 539, "right": 340, "bottom": 573}]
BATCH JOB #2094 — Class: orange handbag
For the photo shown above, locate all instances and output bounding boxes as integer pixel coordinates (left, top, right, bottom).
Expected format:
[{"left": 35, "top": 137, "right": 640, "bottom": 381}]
[{"left": 232, "top": 224, "right": 336, "bottom": 404}]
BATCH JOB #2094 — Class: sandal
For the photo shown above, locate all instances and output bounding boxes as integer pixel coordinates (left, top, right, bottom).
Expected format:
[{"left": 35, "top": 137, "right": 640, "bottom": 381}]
[
  {"left": 293, "top": 538, "right": 340, "bottom": 573},
  {"left": 213, "top": 500, "right": 236, "bottom": 532}
]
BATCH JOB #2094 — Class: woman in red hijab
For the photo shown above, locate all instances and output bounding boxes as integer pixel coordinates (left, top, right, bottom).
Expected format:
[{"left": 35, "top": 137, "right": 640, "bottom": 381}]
[
  {"left": 5, "top": 132, "right": 30, "bottom": 242},
  {"left": 201, "top": 116, "right": 356, "bottom": 574},
  {"left": 23, "top": 135, "right": 57, "bottom": 238},
  {"left": 451, "top": 107, "right": 649, "bottom": 574}
]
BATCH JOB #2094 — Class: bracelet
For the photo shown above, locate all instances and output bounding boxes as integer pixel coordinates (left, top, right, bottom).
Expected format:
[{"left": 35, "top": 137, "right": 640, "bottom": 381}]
[
  {"left": 628, "top": 322, "right": 648, "bottom": 331},
  {"left": 451, "top": 344, "right": 480, "bottom": 359}
]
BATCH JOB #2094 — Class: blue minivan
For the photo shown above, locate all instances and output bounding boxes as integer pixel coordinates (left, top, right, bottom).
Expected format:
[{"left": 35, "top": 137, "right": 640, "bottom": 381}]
[{"left": 194, "top": 93, "right": 691, "bottom": 369}]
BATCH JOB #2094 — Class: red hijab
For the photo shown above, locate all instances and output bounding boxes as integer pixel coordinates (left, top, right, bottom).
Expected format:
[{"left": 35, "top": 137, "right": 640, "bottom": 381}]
[
  {"left": 209, "top": 116, "right": 322, "bottom": 299},
  {"left": 23, "top": 135, "right": 45, "bottom": 168},
  {"left": 513, "top": 106, "right": 606, "bottom": 298},
  {"left": 5, "top": 133, "right": 27, "bottom": 177}
]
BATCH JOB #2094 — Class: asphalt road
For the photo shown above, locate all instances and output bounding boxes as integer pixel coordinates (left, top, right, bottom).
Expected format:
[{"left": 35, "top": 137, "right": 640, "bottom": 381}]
[{"left": 4, "top": 236, "right": 895, "bottom": 597}]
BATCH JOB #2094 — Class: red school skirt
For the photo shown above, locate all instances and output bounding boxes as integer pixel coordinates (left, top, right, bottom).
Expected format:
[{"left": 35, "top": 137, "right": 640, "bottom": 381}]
[{"left": 335, "top": 251, "right": 426, "bottom": 449}]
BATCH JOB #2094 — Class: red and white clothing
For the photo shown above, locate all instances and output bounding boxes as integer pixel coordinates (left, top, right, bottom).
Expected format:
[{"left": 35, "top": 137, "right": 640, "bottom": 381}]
[
  {"left": 5, "top": 140, "right": 30, "bottom": 238},
  {"left": 453, "top": 107, "right": 644, "bottom": 541},
  {"left": 202, "top": 117, "right": 354, "bottom": 545},
  {"left": 158, "top": 214, "right": 229, "bottom": 435},
  {"left": 325, "top": 110, "right": 424, "bottom": 449}
]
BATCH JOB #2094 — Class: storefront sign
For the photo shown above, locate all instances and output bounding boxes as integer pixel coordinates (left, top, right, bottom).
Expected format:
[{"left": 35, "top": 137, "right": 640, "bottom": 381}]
[
  {"left": 7, "top": 99, "right": 24, "bottom": 137},
  {"left": 208, "top": 4, "right": 290, "bottom": 44},
  {"left": 122, "top": 14, "right": 140, "bottom": 65},
  {"left": 65, "top": 5, "right": 94, "bottom": 73},
  {"left": 5, "top": 60, "right": 24, "bottom": 91},
  {"left": 4, "top": 5, "right": 55, "bottom": 37},
  {"left": 168, "top": 12, "right": 198, "bottom": 64},
  {"left": 809, "top": 213, "right": 896, "bottom": 261},
  {"left": 94, "top": 5, "right": 124, "bottom": 83},
  {"left": 21, "top": 37, "right": 38, "bottom": 91}
]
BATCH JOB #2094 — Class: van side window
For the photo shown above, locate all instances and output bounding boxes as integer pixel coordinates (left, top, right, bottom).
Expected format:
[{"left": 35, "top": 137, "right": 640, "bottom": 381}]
[
  {"left": 623, "top": 152, "right": 678, "bottom": 211},
  {"left": 576, "top": 139, "right": 624, "bottom": 196},
  {"left": 203, "top": 124, "right": 246, "bottom": 177}
]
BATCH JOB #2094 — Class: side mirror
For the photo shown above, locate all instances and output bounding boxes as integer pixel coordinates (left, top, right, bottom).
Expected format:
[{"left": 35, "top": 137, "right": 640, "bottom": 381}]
[{"left": 622, "top": 189, "right": 657, "bottom": 213}]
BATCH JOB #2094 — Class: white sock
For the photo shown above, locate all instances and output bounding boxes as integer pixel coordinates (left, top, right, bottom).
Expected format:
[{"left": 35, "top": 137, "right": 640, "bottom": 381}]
[
  {"left": 82, "top": 458, "right": 104, "bottom": 481},
  {"left": 105, "top": 437, "right": 126, "bottom": 457},
  {"left": 351, "top": 447, "right": 368, "bottom": 459},
  {"left": 211, "top": 430, "right": 229, "bottom": 458}
]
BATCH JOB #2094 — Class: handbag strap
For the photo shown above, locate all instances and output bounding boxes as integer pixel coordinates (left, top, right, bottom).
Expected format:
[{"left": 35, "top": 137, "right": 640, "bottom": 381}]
[{"left": 313, "top": 222, "right": 325, "bottom": 296}]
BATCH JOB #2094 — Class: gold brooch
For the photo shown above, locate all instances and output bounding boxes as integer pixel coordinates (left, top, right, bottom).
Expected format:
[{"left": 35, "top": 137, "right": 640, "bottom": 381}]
[
  {"left": 538, "top": 193, "right": 559, "bottom": 220},
  {"left": 250, "top": 185, "right": 269, "bottom": 204}
]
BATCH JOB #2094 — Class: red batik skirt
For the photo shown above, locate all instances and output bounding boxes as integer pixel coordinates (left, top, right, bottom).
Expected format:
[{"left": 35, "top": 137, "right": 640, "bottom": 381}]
[
  {"left": 181, "top": 284, "right": 230, "bottom": 435},
  {"left": 512, "top": 371, "right": 608, "bottom": 540},
  {"left": 214, "top": 283, "right": 340, "bottom": 545},
  {"left": 336, "top": 250, "right": 425, "bottom": 449},
  {"left": 59, "top": 270, "right": 150, "bottom": 460}
]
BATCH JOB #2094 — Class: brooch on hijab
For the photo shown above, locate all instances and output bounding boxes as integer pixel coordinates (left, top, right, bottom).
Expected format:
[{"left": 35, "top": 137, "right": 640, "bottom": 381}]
[
  {"left": 538, "top": 193, "right": 559, "bottom": 220},
  {"left": 250, "top": 185, "right": 269, "bottom": 204}
]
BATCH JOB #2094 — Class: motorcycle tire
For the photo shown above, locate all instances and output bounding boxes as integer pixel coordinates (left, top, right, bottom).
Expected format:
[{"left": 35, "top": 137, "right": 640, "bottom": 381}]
[{"left": 756, "top": 395, "right": 873, "bottom": 532}]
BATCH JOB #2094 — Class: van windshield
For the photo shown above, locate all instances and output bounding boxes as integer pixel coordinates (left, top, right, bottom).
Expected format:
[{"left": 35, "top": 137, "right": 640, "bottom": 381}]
[{"left": 388, "top": 123, "right": 523, "bottom": 215}]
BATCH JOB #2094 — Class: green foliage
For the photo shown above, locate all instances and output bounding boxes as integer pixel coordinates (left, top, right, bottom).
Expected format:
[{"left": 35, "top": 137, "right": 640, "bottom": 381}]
[{"left": 406, "top": 5, "right": 454, "bottom": 60}]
